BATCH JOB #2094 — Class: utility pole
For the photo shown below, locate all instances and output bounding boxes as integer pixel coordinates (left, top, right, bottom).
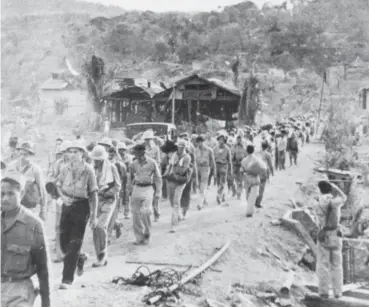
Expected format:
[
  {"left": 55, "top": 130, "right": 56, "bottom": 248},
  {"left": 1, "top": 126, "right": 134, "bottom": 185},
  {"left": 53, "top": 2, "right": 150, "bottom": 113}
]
[
  {"left": 171, "top": 86, "right": 176, "bottom": 125},
  {"left": 316, "top": 72, "right": 326, "bottom": 137}
]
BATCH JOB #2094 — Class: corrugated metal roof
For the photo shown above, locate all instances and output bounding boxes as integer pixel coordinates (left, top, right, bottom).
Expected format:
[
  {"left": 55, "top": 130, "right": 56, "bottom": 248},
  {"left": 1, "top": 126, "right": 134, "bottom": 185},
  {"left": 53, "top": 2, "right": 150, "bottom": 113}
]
[
  {"left": 171, "top": 74, "right": 241, "bottom": 97},
  {"left": 106, "top": 78, "right": 164, "bottom": 98},
  {"left": 40, "top": 79, "right": 75, "bottom": 90}
]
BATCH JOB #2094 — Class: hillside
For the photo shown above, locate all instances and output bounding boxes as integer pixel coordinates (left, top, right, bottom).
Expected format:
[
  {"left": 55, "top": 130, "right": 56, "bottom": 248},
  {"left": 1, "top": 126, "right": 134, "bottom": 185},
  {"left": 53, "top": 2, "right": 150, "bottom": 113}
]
[
  {"left": 1, "top": 0, "right": 369, "bottom": 111},
  {"left": 1, "top": 0, "right": 125, "bottom": 18}
]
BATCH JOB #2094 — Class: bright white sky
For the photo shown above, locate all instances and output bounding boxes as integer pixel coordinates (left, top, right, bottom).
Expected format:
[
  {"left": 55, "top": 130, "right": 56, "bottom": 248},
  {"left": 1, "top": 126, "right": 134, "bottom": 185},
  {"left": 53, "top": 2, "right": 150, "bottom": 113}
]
[{"left": 84, "top": 0, "right": 286, "bottom": 12}]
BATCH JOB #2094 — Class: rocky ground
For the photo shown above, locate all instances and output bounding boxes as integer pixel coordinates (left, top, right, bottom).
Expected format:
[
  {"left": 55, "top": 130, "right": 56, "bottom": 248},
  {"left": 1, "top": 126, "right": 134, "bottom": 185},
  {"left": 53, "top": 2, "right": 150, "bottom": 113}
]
[{"left": 29, "top": 139, "right": 324, "bottom": 307}]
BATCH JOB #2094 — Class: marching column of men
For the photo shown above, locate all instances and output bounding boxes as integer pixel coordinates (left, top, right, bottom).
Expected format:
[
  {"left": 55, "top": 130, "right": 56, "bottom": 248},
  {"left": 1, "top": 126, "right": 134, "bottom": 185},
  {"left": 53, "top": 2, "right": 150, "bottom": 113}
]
[{"left": 1, "top": 121, "right": 313, "bottom": 305}]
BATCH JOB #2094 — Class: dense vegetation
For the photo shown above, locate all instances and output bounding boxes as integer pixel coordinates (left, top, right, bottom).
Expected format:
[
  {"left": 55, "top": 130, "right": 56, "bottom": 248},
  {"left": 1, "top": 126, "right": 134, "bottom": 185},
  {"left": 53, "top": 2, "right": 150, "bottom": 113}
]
[{"left": 1, "top": 0, "right": 369, "bottom": 103}]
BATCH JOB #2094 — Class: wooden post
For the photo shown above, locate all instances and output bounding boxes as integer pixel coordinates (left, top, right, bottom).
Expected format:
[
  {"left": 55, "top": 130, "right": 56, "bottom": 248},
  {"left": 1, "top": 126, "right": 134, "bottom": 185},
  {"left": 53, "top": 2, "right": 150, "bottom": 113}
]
[
  {"left": 171, "top": 87, "right": 176, "bottom": 125},
  {"left": 316, "top": 75, "right": 325, "bottom": 137},
  {"left": 246, "top": 74, "right": 252, "bottom": 125},
  {"left": 188, "top": 100, "right": 192, "bottom": 126}
]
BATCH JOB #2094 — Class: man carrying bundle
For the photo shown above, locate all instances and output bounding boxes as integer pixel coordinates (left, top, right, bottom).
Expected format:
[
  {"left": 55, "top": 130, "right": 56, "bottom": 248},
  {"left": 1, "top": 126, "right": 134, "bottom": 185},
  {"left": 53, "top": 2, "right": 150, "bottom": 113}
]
[{"left": 240, "top": 145, "right": 267, "bottom": 217}]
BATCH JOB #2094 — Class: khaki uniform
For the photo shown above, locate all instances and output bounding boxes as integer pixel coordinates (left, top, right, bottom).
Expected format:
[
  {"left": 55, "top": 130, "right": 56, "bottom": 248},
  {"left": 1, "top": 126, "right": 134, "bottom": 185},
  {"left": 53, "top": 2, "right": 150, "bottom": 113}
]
[
  {"left": 1, "top": 207, "right": 51, "bottom": 307},
  {"left": 232, "top": 143, "right": 247, "bottom": 198},
  {"left": 195, "top": 146, "right": 215, "bottom": 208},
  {"left": 94, "top": 160, "right": 121, "bottom": 259},
  {"left": 213, "top": 145, "right": 232, "bottom": 203},
  {"left": 166, "top": 152, "right": 191, "bottom": 227},
  {"left": 50, "top": 158, "right": 69, "bottom": 260},
  {"left": 119, "top": 153, "right": 134, "bottom": 217},
  {"left": 108, "top": 159, "right": 129, "bottom": 234},
  {"left": 8, "top": 160, "right": 47, "bottom": 219},
  {"left": 241, "top": 155, "right": 266, "bottom": 216},
  {"left": 316, "top": 194, "right": 343, "bottom": 297},
  {"left": 146, "top": 144, "right": 161, "bottom": 219},
  {"left": 255, "top": 150, "right": 274, "bottom": 208},
  {"left": 130, "top": 156, "right": 162, "bottom": 243},
  {"left": 57, "top": 161, "right": 98, "bottom": 284}
]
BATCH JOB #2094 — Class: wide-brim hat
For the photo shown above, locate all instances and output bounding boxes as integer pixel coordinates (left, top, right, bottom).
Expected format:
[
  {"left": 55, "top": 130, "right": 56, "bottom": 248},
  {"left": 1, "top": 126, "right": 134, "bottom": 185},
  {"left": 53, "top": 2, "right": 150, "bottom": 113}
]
[
  {"left": 17, "top": 141, "right": 35, "bottom": 155},
  {"left": 1, "top": 170, "right": 25, "bottom": 190},
  {"left": 98, "top": 137, "right": 112, "bottom": 148},
  {"left": 176, "top": 139, "right": 188, "bottom": 148},
  {"left": 66, "top": 140, "right": 86, "bottom": 152},
  {"left": 89, "top": 145, "right": 108, "bottom": 160},
  {"left": 117, "top": 142, "right": 127, "bottom": 150}
]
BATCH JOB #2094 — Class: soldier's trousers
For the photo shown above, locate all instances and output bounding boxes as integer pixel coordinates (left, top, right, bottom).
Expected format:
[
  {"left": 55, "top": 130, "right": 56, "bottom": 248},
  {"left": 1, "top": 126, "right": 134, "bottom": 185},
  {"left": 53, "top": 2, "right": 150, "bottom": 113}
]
[
  {"left": 93, "top": 196, "right": 116, "bottom": 259},
  {"left": 278, "top": 150, "right": 286, "bottom": 170},
  {"left": 234, "top": 166, "right": 243, "bottom": 198},
  {"left": 208, "top": 167, "right": 215, "bottom": 187},
  {"left": 1, "top": 279, "right": 36, "bottom": 307},
  {"left": 288, "top": 150, "right": 298, "bottom": 166},
  {"left": 317, "top": 236, "right": 343, "bottom": 297},
  {"left": 60, "top": 199, "right": 90, "bottom": 284},
  {"left": 180, "top": 178, "right": 192, "bottom": 215},
  {"left": 245, "top": 183, "right": 259, "bottom": 216},
  {"left": 255, "top": 178, "right": 267, "bottom": 208},
  {"left": 108, "top": 195, "right": 121, "bottom": 236},
  {"left": 152, "top": 185, "right": 160, "bottom": 219},
  {"left": 197, "top": 167, "right": 210, "bottom": 207},
  {"left": 216, "top": 168, "right": 227, "bottom": 202},
  {"left": 131, "top": 186, "right": 153, "bottom": 242},
  {"left": 167, "top": 180, "right": 186, "bottom": 227},
  {"left": 55, "top": 202, "right": 64, "bottom": 259}
]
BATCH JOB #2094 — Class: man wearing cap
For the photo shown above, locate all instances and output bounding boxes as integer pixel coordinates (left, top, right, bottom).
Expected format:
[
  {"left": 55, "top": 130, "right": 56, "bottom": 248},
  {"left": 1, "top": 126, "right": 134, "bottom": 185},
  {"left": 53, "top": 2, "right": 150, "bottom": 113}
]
[
  {"left": 56, "top": 140, "right": 98, "bottom": 289},
  {"left": 213, "top": 133, "right": 233, "bottom": 204},
  {"left": 130, "top": 143, "right": 162, "bottom": 244},
  {"left": 195, "top": 135, "right": 216, "bottom": 210},
  {"left": 107, "top": 146, "right": 128, "bottom": 239},
  {"left": 1, "top": 170, "right": 51, "bottom": 307},
  {"left": 232, "top": 134, "right": 247, "bottom": 199},
  {"left": 117, "top": 142, "right": 134, "bottom": 219},
  {"left": 89, "top": 145, "right": 121, "bottom": 267},
  {"left": 98, "top": 137, "right": 112, "bottom": 152},
  {"left": 143, "top": 129, "right": 162, "bottom": 221},
  {"left": 165, "top": 139, "right": 191, "bottom": 230},
  {"left": 241, "top": 145, "right": 267, "bottom": 217},
  {"left": 8, "top": 141, "right": 47, "bottom": 221}
]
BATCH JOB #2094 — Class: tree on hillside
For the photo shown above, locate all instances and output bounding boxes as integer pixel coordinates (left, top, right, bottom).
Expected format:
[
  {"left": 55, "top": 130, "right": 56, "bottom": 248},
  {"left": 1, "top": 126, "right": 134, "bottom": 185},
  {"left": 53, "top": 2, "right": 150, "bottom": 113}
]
[
  {"left": 238, "top": 75, "right": 261, "bottom": 125},
  {"left": 82, "top": 55, "right": 105, "bottom": 116},
  {"left": 153, "top": 41, "right": 170, "bottom": 62}
]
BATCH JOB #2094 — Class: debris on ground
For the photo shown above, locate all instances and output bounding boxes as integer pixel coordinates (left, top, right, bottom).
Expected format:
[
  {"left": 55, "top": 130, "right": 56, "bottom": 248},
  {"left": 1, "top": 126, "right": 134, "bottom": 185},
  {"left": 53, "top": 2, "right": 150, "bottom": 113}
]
[{"left": 112, "top": 242, "right": 230, "bottom": 305}]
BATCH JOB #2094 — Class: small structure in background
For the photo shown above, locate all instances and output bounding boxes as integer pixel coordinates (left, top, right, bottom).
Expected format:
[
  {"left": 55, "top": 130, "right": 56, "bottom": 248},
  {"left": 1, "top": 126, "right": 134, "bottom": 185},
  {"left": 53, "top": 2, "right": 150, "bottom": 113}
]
[
  {"left": 154, "top": 74, "right": 241, "bottom": 127},
  {"left": 40, "top": 65, "right": 88, "bottom": 117},
  {"left": 100, "top": 77, "right": 164, "bottom": 128}
]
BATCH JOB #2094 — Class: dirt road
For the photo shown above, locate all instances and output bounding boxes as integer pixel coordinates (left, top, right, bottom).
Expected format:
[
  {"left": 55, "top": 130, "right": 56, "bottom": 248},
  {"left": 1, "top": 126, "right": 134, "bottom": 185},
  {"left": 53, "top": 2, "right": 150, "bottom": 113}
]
[{"left": 35, "top": 142, "right": 324, "bottom": 307}]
